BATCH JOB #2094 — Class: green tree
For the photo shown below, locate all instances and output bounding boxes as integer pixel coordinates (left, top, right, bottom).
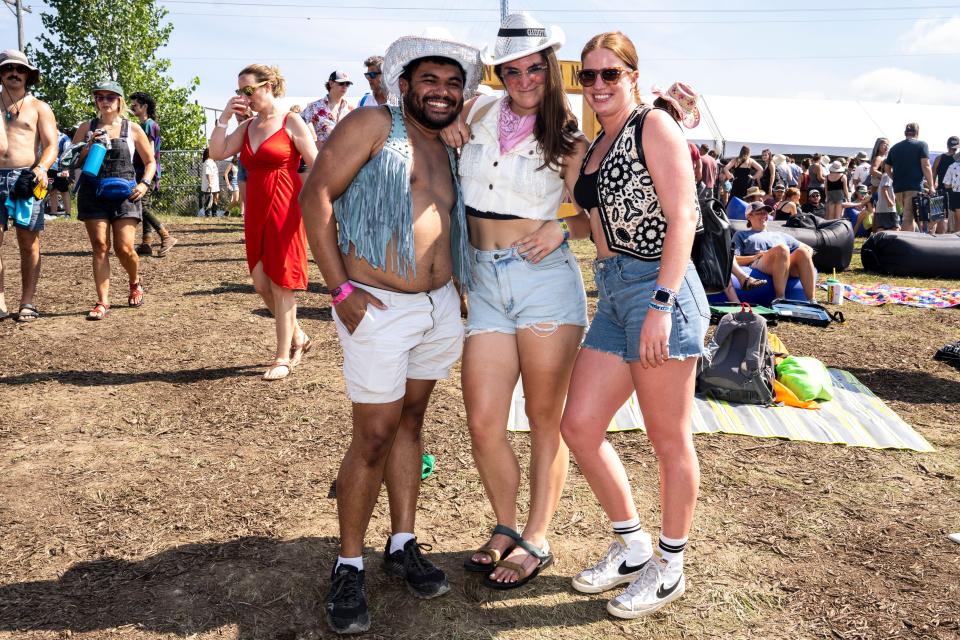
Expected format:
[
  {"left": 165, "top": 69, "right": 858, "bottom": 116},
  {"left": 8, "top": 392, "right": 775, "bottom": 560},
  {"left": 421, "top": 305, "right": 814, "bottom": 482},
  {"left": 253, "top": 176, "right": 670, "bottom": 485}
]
[{"left": 27, "top": 0, "right": 204, "bottom": 150}]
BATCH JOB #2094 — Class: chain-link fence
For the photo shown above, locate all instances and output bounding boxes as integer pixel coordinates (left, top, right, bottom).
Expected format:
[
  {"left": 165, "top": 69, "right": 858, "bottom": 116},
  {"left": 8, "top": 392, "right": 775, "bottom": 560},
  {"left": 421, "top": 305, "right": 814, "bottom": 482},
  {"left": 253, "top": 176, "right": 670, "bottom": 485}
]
[{"left": 154, "top": 150, "right": 239, "bottom": 217}]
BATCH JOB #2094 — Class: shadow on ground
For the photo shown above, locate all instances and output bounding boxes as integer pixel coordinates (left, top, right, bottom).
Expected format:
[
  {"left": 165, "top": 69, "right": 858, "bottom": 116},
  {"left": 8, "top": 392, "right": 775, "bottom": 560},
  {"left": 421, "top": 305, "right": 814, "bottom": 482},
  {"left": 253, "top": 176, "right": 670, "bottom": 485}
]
[
  {"left": 0, "top": 365, "right": 261, "bottom": 386},
  {"left": 845, "top": 367, "right": 960, "bottom": 404},
  {"left": 0, "top": 536, "right": 588, "bottom": 639}
]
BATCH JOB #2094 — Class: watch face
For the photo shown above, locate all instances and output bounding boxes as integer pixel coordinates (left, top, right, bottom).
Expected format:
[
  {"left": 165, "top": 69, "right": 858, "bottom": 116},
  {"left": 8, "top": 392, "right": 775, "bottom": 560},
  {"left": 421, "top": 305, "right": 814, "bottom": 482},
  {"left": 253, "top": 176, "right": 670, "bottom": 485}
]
[
  {"left": 331, "top": 286, "right": 342, "bottom": 298},
  {"left": 654, "top": 289, "right": 672, "bottom": 304}
]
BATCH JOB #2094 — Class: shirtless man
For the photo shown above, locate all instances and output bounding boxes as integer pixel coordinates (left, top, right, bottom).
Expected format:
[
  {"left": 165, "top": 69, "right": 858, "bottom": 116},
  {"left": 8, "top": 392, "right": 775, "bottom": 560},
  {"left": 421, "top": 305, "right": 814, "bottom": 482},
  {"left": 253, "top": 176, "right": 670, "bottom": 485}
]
[
  {"left": 0, "top": 50, "right": 58, "bottom": 322},
  {"left": 300, "top": 36, "right": 480, "bottom": 635}
]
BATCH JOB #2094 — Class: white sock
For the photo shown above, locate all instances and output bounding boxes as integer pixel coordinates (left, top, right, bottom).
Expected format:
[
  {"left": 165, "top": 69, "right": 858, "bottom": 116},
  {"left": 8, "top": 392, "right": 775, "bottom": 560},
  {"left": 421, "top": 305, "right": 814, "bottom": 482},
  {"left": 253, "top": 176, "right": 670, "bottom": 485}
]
[
  {"left": 612, "top": 516, "right": 652, "bottom": 565},
  {"left": 389, "top": 532, "right": 416, "bottom": 554},
  {"left": 658, "top": 534, "right": 688, "bottom": 567},
  {"left": 336, "top": 556, "right": 363, "bottom": 571}
]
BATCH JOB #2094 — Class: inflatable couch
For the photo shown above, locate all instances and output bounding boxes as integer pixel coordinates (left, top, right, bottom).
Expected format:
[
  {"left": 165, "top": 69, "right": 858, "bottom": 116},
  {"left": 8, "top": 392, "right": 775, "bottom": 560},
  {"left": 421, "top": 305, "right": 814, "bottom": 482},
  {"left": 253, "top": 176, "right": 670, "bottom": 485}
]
[
  {"left": 706, "top": 265, "right": 811, "bottom": 306},
  {"left": 861, "top": 231, "right": 960, "bottom": 278},
  {"left": 730, "top": 215, "right": 854, "bottom": 272}
]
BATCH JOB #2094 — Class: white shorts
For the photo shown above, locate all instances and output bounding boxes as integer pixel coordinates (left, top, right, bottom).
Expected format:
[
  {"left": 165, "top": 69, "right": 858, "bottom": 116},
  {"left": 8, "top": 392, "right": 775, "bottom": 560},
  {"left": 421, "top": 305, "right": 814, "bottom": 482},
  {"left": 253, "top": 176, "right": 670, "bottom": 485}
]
[{"left": 332, "top": 280, "right": 464, "bottom": 404}]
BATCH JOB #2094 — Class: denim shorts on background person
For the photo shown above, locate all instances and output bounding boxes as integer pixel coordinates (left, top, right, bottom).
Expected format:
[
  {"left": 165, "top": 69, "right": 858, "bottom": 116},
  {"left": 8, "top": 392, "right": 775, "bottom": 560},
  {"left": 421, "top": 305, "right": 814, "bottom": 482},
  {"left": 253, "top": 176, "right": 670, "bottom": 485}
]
[
  {"left": 0, "top": 168, "right": 44, "bottom": 232},
  {"left": 583, "top": 256, "right": 710, "bottom": 363},
  {"left": 466, "top": 243, "right": 588, "bottom": 336}
]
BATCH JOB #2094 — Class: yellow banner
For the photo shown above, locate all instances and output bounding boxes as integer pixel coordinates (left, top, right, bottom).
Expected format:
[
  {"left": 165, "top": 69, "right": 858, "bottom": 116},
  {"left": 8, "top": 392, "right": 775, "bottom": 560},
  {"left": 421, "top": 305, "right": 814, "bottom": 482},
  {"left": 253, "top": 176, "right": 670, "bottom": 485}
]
[{"left": 482, "top": 61, "right": 584, "bottom": 93}]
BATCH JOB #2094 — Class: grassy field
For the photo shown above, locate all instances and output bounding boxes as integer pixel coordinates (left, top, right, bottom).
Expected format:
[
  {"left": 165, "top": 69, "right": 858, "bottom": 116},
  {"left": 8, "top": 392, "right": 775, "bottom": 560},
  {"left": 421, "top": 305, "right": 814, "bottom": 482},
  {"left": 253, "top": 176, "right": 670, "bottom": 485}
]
[{"left": 0, "top": 217, "right": 957, "bottom": 639}]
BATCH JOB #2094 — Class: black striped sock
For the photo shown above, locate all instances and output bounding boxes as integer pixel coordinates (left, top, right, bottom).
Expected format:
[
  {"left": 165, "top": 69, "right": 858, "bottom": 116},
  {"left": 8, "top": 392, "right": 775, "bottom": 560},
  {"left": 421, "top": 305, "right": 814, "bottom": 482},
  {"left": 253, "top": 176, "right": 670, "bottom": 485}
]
[{"left": 658, "top": 536, "right": 687, "bottom": 564}]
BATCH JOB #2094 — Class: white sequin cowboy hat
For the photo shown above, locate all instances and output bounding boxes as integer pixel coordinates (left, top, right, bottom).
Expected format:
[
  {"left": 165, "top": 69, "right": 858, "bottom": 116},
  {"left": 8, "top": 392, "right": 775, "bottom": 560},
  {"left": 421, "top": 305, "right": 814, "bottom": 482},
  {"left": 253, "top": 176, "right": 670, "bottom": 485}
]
[
  {"left": 383, "top": 35, "right": 482, "bottom": 102},
  {"left": 481, "top": 12, "right": 565, "bottom": 66}
]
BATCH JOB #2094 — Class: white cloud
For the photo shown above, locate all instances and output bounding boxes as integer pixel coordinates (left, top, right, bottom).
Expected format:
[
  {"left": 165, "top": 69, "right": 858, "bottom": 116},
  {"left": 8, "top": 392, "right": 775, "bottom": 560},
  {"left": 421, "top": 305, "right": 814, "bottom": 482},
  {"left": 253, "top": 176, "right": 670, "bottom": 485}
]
[
  {"left": 898, "top": 16, "right": 960, "bottom": 54},
  {"left": 850, "top": 67, "right": 960, "bottom": 105}
]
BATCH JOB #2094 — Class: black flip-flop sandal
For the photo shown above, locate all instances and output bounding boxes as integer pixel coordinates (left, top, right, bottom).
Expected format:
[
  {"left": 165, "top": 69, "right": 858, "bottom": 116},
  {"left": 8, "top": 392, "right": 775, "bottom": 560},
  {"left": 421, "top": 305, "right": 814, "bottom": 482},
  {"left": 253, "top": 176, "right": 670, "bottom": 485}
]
[
  {"left": 464, "top": 524, "right": 521, "bottom": 573},
  {"left": 483, "top": 537, "right": 553, "bottom": 590}
]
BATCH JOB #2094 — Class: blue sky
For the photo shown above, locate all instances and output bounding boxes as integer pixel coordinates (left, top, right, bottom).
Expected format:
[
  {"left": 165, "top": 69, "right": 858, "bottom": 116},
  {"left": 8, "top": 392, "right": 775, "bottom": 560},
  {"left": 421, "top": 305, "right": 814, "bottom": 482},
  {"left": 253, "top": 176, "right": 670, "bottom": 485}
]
[{"left": 4, "top": 1, "right": 959, "bottom": 123}]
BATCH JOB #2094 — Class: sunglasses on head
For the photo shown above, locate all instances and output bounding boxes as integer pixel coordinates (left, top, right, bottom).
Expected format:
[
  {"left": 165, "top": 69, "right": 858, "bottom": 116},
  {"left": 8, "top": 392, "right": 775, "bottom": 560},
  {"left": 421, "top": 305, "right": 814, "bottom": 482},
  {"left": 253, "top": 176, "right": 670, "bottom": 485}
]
[
  {"left": 235, "top": 80, "right": 268, "bottom": 97},
  {"left": 94, "top": 93, "right": 118, "bottom": 103},
  {"left": 577, "top": 67, "right": 629, "bottom": 87},
  {"left": 2, "top": 64, "right": 30, "bottom": 75},
  {"left": 363, "top": 71, "right": 381, "bottom": 79}
]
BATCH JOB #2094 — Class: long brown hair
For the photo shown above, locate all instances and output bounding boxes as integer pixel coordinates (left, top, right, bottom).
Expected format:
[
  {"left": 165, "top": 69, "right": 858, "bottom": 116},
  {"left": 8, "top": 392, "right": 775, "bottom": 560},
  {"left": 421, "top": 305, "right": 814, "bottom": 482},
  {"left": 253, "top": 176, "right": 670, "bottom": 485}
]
[
  {"left": 495, "top": 49, "right": 577, "bottom": 171},
  {"left": 581, "top": 31, "right": 642, "bottom": 104}
]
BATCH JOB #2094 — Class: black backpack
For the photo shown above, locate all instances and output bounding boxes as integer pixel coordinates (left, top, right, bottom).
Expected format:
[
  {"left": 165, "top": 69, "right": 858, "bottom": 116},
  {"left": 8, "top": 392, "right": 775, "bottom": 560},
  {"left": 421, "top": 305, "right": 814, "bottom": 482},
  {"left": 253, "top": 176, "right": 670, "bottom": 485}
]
[
  {"left": 697, "top": 305, "right": 776, "bottom": 405},
  {"left": 692, "top": 196, "right": 734, "bottom": 294}
]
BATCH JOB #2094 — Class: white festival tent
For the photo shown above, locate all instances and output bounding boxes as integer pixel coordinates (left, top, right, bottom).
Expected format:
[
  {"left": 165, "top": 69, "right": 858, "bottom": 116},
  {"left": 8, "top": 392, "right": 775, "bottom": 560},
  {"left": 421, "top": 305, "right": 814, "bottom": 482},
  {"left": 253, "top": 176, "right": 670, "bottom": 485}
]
[{"left": 686, "top": 95, "right": 960, "bottom": 159}]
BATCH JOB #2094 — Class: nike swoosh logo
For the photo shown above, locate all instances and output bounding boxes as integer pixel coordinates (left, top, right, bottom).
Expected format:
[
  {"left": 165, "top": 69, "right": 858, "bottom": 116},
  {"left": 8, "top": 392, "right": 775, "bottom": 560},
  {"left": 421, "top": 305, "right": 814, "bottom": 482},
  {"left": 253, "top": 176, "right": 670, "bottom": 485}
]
[
  {"left": 617, "top": 560, "right": 646, "bottom": 575},
  {"left": 657, "top": 576, "right": 682, "bottom": 599}
]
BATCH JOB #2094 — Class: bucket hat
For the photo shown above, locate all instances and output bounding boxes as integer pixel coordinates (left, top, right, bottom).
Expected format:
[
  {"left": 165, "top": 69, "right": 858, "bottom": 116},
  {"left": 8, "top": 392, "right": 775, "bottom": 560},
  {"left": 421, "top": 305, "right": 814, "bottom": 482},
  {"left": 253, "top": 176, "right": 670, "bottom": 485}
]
[
  {"left": 481, "top": 12, "right": 564, "bottom": 66},
  {"left": 828, "top": 160, "right": 845, "bottom": 173},
  {"left": 0, "top": 49, "right": 39, "bottom": 85},
  {"left": 650, "top": 82, "right": 700, "bottom": 129},
  {"left": 383, "top": 35, "right": 482, "bottom": 103}
]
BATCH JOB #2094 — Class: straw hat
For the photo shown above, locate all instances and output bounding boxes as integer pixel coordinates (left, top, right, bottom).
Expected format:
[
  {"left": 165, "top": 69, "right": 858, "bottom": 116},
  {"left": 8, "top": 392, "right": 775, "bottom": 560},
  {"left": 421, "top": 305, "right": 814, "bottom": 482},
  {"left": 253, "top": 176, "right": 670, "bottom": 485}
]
[
  {"left": 651, "top": 82, "right": 700, "bottom": 129},
  {"left": 828, "top": 160, "right": 845, "bottom": 173},
  {"left": 481, "top": 12, "right": 564, "bottom": 66},
  {"left": 745, "top": 186, "right": 766, "bottom": 199},
  {"left": 772, "top": 153, "right": 786, "bottom": 166},
  {"left": 383, "top": 35, "right": 482, "bottom": 102}
]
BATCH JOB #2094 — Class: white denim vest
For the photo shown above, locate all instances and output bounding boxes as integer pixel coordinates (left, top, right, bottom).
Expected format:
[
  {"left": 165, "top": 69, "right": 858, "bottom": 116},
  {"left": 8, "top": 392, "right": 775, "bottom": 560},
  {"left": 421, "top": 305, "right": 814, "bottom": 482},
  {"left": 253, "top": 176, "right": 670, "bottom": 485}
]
[{"left": 459, "top": 96, "right": 565, "bottom": 220}]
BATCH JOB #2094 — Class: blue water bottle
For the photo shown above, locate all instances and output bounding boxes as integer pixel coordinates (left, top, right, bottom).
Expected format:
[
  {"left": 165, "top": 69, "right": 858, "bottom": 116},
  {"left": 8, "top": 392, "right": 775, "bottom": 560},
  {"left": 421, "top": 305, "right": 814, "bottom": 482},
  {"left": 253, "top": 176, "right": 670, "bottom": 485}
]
[{"left": 82, "top": 141, "right": 107, "bottom": 177}]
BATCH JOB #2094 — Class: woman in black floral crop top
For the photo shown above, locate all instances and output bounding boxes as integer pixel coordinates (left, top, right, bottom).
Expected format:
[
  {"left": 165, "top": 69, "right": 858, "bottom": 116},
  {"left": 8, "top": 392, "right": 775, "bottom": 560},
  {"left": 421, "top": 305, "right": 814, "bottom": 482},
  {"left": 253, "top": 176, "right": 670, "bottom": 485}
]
[{"left": 560, "top": 31, "right": 710, "bottom": 619}]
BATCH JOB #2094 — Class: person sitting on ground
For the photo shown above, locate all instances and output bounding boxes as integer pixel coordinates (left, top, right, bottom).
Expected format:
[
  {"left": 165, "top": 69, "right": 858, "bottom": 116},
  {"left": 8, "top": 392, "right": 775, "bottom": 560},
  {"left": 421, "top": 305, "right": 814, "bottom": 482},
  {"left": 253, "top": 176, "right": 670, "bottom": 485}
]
[
  {"left": 734, "top": 201, "right": 816, "bottom": 302},
  {"left": 773, "top": 186, "right": 801, "bottom": 220},
  {"left": 744, "top": 185, "right": 765, "bottom": 203},
  {"left": 764, "top": 182, "right": 785, "bottom": 208},
  {"left": 801, "top": 189, "right": 825, "bottom": 216}
]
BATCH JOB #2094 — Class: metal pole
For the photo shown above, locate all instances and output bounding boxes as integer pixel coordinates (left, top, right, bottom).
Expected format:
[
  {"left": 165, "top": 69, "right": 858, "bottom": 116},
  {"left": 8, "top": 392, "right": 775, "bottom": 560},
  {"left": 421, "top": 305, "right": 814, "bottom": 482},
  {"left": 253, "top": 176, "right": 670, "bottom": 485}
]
[
  {"left": 15, "top": 0, "right": 24, "bottom": 51},
  {"left": 500, "top": 0, "right": 508, "bottom": 20}
]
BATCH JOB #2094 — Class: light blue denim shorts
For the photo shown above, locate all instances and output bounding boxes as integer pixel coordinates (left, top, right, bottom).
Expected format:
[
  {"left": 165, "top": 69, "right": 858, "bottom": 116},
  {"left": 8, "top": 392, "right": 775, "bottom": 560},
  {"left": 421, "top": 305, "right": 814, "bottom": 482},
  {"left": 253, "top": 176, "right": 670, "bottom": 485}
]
[
  {"left": 583, "top": 256, "right": 709, "bottom": 363},
  {"left": 466, "top": 243, "right": 588, "bottom": 336}
]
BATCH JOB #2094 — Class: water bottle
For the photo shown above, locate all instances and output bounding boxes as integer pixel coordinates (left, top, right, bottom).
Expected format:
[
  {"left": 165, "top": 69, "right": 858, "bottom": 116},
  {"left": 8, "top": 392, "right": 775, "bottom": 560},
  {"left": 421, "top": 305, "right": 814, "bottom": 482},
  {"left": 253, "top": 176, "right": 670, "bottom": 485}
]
[
  {"left": 826, "top": 269, "right": 844, "bottom": 305},
  {"left": 82, "top": 141, "right": 107, "bottom": 177}
]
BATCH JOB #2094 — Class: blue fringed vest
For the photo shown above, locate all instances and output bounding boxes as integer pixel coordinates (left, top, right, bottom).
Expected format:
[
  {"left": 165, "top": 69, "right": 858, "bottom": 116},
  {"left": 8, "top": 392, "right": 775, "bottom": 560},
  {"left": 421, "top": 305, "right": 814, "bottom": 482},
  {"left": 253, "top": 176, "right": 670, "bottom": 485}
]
[{"left": 333, "top": 106, "right": 471, "bottom": 287}]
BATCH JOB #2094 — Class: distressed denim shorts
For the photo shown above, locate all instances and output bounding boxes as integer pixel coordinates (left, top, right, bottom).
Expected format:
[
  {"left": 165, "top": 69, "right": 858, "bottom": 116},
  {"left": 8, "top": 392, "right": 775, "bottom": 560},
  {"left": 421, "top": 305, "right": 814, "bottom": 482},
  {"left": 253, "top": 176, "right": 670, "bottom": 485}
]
[
  {"left": 583, "top": 256, "right": 709, "bottom": 363},
  {"left": 466, "top": 243, "right": 588, "bottom": 336}
]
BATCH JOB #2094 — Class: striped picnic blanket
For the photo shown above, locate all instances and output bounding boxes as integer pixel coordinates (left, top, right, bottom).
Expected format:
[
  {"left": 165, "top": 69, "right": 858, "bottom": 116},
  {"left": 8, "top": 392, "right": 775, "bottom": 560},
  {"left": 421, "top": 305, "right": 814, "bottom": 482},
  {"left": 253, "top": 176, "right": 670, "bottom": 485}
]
[
  {"left": 507, "top": 369, "right": 933, "bottom": 452},
  {"left": 820, "top": 282, "right": 960, "bottom": 308}
]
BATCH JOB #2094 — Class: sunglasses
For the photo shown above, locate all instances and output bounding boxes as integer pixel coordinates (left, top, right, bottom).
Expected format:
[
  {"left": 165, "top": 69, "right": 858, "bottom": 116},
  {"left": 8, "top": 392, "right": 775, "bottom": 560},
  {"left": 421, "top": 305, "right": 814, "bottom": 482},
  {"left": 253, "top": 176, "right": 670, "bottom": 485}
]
[
  {"left": 577, "top": 67, "right": 629, "bottom": 87},
  {"left": 235, "top": 80, "right": 268, "bottom": 97},
  {"left": 502, "top": 64, "right": 548, "bottom": 82},
  {"left": 363, "top": 71, "right": 381, "bottom": 79},
  {"left": 2, "top": 64, "right": 30, "bottom": 75},
  {"left": 94, "top": 94, "right": 119, "bottom": 103}
]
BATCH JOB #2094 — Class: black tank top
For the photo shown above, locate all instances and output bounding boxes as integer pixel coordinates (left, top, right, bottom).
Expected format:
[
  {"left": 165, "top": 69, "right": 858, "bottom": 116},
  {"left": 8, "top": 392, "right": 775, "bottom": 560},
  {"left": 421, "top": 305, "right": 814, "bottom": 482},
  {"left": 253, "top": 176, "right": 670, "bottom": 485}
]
[
  {"left": 826, "top": 176, "right": 843, "bottom": 191},
  {"left": 937, "top": 154, "right": 955, "bottom": 186},
  {"left": 731, "top": 165, "right": 753, "bottom": 198},
  {"left": 573, "top": 170, "right": 600, "bottom": 211}
]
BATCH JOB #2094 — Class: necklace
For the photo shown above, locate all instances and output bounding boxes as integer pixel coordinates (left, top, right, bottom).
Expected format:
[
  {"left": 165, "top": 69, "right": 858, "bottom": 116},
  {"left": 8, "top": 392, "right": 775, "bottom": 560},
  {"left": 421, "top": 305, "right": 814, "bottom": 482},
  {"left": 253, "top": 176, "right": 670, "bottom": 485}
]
[{"left": 1, "top": 91, "right": 27, "bottom": 122}]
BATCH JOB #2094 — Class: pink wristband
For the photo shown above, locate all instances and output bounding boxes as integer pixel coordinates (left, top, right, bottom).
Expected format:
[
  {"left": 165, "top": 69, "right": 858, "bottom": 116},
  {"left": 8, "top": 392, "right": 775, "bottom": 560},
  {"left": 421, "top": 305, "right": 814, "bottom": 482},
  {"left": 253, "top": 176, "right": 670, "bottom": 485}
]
[{"left": 331, "top": 281, "right": 355, "bottom": 306}]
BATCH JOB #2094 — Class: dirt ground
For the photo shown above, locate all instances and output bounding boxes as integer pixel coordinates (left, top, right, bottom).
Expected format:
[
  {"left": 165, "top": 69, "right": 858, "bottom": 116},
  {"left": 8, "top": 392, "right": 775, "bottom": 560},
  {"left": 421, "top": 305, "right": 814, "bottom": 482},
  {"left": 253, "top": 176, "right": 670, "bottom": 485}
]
[{"left": 1, "top": 217, "right": 958, "bottom": 640}]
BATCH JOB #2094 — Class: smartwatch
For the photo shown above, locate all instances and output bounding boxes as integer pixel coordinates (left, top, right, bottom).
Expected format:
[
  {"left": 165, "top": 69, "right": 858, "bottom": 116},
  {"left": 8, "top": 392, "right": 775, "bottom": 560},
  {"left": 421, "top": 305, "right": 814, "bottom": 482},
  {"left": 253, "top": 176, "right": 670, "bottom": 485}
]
[{"left": 652, "top": 285, "right": 677, "bottom": 307}]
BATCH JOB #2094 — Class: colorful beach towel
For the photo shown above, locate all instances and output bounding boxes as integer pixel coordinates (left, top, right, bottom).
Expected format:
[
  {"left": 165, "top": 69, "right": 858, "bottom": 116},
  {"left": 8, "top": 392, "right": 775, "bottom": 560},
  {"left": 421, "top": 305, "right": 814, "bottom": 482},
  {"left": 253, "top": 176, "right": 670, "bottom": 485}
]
[
  {"left": 507, "top": 369, "right": 933, "bottom": 452},
  {"left": 819, "top": 282, "right": 960, "bottom": 308}
]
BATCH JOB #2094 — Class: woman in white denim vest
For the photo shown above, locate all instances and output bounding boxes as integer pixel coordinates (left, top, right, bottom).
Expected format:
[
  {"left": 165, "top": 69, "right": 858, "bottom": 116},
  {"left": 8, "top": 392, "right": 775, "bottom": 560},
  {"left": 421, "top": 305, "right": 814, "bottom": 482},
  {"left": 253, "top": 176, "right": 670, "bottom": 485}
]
[{"left": 442, "top": 12, "right": 591, "bottom": 589}]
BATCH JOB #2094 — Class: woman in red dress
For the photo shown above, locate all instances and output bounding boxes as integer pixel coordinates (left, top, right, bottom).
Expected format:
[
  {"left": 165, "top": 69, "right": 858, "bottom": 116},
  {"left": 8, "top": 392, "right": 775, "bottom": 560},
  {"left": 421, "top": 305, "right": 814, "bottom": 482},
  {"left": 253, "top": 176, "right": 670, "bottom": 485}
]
[{"left": 208, "top": 64, "right": 317, "bottom": 379}]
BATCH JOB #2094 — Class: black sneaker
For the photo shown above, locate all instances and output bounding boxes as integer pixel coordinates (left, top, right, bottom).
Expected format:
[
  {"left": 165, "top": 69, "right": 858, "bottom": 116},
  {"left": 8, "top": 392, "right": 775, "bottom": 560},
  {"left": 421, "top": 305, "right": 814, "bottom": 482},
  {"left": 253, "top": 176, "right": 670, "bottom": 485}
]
[
  {"left": 326, "top": 564, "right": 370, "bottom": 635},
  {"left": 382, "top": 537, "right": 450, "bottom": 599},
  {"left": 135, "top": 243, "right": 153, "bottom": 257}
]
